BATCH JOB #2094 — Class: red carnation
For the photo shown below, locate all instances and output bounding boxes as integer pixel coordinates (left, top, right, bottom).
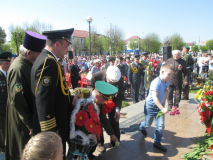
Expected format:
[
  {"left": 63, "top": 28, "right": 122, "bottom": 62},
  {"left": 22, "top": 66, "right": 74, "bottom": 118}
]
[
  {"left": 202, "top": 103, "right": 206, "bottom": 107},
  {"left": 204, "top": 92, "right": 209, "bottom": 96},
  {"left": 85, "top": 118, "right": 97, "bottom": 134},
  {"left": 210, "top": 144, "right": 213, "bottom": 150},
  {"left": 90, "top": 111, "right": 99, "bottom": 124},
  {"left": 204, "top": 111, "right": 211, "bottom": 116},
  {"left": 96, "top": 125, "right": 103, "bottom": 140},
  {"left": 209, "top": 91, "right": 213, "bottom": 95},
  {"left": 101, "top": 105, "right": 108, "bottom": 115},
  {"left": 209, "top": 102, "right": 213, "bottom": 106},
  {"left": 87, "top": 104, "right": 94, "bottom": 113},
  {"left": 203, "top": 98, "right": 207, "bottom": 102},
  {"left": 75, "top": 110, "right": 88, "bottom": 126},
  {"left": 201, "top": 116, "right": 208, "bottom": 122},
  {"left": 105, "top": 100, "right": 115, "bottom": 110}
]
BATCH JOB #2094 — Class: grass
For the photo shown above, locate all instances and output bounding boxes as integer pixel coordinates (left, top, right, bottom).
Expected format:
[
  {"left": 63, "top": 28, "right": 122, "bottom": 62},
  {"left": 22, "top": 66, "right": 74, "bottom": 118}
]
[
  {"left": 121, "top": 101, "right": 130, "bottom": 108},
  {"left": 189, "top": 88, "right": 200, "bottom": 94}
]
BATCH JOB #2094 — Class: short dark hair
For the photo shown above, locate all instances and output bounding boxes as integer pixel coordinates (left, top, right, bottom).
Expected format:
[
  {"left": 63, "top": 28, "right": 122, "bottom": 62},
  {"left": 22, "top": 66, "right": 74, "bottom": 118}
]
[{"left": 46, "top": 39, "right": 63, "bottom": 46}]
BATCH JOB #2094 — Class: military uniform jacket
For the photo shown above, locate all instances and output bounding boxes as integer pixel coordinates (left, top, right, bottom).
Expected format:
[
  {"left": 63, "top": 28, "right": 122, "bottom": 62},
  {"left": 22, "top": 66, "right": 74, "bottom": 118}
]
[
  {"left": 140, "top": 59, "right": 148, "bottom": 77},
  {"left": 127, "top": 62, "right": 143, "bottom": 84},
  {"left": 117, "top": 64, "right": 125, "bottom": 76},
  {"left": 5, "top": 55, "right": 33, "bottom": 159},
  {"left": 87, "top": 70, "right": 124, "bottom": 135},
  {"left": 31, "top": 49, "right": 73, "bottom": 140},
  {"left": 167, "top": 57, "right": 188, "bottom": 86},
  {"left": 0, "top": 71, "right": 7, "bottom": 115}
]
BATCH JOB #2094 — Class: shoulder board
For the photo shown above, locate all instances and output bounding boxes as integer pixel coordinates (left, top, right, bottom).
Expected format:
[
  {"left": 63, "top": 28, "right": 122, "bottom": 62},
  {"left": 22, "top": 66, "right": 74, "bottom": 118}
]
[{"left": 47, "top": 54, "right": 54, "bottom": 59}]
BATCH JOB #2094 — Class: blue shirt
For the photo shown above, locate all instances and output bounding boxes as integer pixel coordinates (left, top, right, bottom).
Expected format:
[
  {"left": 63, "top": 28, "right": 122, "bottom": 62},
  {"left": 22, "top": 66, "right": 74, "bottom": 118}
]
[{"left": 146, "top": 77, "right": 169, "bottom": 106}]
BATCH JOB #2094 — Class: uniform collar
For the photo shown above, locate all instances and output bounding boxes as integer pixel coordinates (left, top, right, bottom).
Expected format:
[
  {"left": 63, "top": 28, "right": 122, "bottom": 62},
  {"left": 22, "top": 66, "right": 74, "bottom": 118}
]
[
  {"left": 44, "top": 49, "right": 58, "bottom": 62},
  {"left": 18, "top": 54, "right": 33, "bottom": 68},
  {"left": 0, "top": 69, "right": 6, "bottom": 77}
]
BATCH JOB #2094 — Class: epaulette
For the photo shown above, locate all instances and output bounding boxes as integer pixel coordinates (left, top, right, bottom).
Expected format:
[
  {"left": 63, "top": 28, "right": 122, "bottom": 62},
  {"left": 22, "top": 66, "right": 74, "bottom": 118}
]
[{"left": 47, "top": 54, "right": 54, "bottom": 59}]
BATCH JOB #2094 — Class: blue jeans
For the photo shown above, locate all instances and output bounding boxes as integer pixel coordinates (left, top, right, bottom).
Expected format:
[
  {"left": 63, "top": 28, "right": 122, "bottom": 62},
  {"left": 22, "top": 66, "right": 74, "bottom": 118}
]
[{"left": 139, "top": 102, "right": 165, "bottom": 143}]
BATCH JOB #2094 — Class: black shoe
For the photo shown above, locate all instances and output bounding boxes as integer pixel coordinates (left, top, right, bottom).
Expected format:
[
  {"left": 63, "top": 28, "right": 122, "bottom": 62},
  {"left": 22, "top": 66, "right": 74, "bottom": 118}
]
[
  {"left": 88, "top": 154, "right": 96, "bottom": 160},
  {"left": 110, "top": 141, "right": 115, "bottom": 147},
  {"left": 140, "top": 129, "right": 147, "bottom": 136},
  {"left": 153, "top": 142, "right": 167, "bottom": 152}
]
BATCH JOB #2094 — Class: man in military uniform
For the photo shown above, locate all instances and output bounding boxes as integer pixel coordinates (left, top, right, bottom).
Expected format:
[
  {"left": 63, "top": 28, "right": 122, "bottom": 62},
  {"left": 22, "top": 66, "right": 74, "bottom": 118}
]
[
  {"left": 139, "top": 52, "right": 149, "bottom": 100},
  {"left": 167, "top": 50, "right": 188, "bottom": 109},
  {"left": 70, "top": 57, "right": 81, "bottom": 89},
  {"left": 31, "top": 28, "right": 79, "bottom": 160},
  {"left": 88, "top": 66, "right": 123, "bottom": 157},
  {"left": 5, "top": 31, "right": 46, "bottom": 160},
  {"left": 117, "top": 57, "right": 126, "bottom": 100},
  {"left": 182, "top": 46, "right": 194, "bottom": 100},
  {"left": 0, "top": 52, "right": 12, "bottom": 157},
  {"left": 128, "top": 55, "right": 144, "bottom": 103}
]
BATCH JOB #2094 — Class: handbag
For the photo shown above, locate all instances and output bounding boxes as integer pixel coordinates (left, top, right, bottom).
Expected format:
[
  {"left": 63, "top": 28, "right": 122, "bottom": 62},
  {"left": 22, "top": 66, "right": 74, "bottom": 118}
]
[{"left": 86, "top": 71, "right": 92, "bottom": 80}]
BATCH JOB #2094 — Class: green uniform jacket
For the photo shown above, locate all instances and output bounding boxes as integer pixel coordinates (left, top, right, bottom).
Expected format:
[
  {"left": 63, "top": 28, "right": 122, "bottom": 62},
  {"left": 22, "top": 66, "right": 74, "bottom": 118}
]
[
  {"left": 0, "top": 71, "right": 7, "bottom": 152},
  {"left": 5, "top": 55, "right": 33, "bottom": 160}
]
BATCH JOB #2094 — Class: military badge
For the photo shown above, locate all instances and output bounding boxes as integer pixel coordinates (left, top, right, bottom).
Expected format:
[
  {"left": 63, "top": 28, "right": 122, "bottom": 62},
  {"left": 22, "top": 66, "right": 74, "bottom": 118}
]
[
  {"left": 42, "top": 76, "right": 51, "bottom": 87},
  {"left": 15, "top": 83, "right": 23, "bottom": 92},
  {"left": 178, "top": 64, "right": 182, "bottom": 70}
]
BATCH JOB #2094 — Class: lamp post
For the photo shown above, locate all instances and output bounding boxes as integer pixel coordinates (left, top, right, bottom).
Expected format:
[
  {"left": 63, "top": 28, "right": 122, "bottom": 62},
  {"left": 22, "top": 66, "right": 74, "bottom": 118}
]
[
  {"left": 134, "top": 41, "right": 137, "bottom": 54},
  {"left": 86, "top": 16, "right": 92, "bottom": 60}
]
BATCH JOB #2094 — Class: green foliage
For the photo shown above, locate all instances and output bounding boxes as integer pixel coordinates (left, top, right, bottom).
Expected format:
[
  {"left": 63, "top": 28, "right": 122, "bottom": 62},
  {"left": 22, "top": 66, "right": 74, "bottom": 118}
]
[
  {"left": 0, "top": 26, "right": 6, "bottom": 45},
  {"left": 142, "top": 33, "right": 161, "bottom": 53},
  {"left": 170, "top": 33, "right": 185, "bottom": 50},
  {"left": 121, "top": 101, "right": 130, "bottom": 108},
  {"left": 163, "top": 36, "right": 171, "bottom": 46},
  {"left": 180, "top": 134, "right": 213, "bottom": 159},
  {"left": 0, "top": 43, "right": 12, "bottom": 53},
  {"left": 206, "top": 40, "right": 213, "bottom": 51},
  {"left": 209, "top": 71, "right": 213, "bottom": 81},
  {"left": 191, "top": 45, "right": 199, "bottom": 52},
  {"left": 104, "top": 25, "right": 125, "bottom": 54},
  {"left": 72, "top": 38, "right": 82, "bottom": 55},
  {"left": 200, "top": 45, "right": 208, "bottom": 53},
  {"left": 128, "top": 39, "right": 142, "bottom": 50}
]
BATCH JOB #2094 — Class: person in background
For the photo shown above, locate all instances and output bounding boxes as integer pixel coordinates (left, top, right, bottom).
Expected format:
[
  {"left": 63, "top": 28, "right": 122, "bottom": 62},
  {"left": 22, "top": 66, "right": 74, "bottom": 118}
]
[
  {"left": 88, "top": 60, "right": 93, "bottom": 71},
  {"left": 202, "top": 52, "right": 209, "bottom": 78},
  {"left": 100, "top": 59, "right": 108, "bottom": 71},
  {"left": 0, "top": 52, "right": 12, "bottom": 157},
  {"left": 91, "top": 59, "right": 100, "bottom": 75},
  {"left": 109, "top": 57, "right": 115, "bottom": 66},
  {"left": 209, "top": 55, "right": 213, "bottom": 72},
  {"left": 125, "top": 57, "right": 131, "bottom": 96},
  {"left": 70, "top": 58, "right": 82, "bottom": 89}
]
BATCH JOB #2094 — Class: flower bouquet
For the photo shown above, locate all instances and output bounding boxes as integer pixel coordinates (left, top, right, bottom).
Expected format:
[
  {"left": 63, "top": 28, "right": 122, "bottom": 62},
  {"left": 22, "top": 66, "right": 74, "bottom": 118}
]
[
  {"left": 68, "top": 96, "right": 102, "bottom": 160},
  {"left": 101, "top": 99, "right": 115, "bottom": 115},
  {"left": 156, "top": 106, "right": 181, "bottom": 118}
]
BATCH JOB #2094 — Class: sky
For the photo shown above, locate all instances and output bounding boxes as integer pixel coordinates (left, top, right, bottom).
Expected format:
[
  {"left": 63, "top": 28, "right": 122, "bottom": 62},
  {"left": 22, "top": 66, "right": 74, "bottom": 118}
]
[{"left": 0, "top": 0, "right": 212, "bottom": 44}]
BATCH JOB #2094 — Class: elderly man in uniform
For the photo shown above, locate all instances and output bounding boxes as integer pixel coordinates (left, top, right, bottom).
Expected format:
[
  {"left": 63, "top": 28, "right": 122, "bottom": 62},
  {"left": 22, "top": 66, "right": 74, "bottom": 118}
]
[
  {"left": 139, "top": 52, "right": 149, "bottom": 100},
  {"left": 31, "top": 28, "right": 79, "bottom": 160},
  {"left": 182, "top": 46, "right": 194, "bottom": 100},
  {"left": 167, "top": 50, "right": 188, "bottom": 109},
  {"left": 88, "top": 66, "right": 123, "bottom": 156},
  {"left": 5, "top": 31, "right": 46, "bottom": 160},
  {"left": 128, "top": 55, "right": 144, "bottom": 103},
  {"left": 0, "top": 52, "right": 12, "bottom": 157}
]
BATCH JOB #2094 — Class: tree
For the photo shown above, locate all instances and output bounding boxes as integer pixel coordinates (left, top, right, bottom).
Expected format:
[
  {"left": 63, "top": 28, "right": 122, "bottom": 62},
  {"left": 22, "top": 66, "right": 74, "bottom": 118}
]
[
  {"left": 72, "top": 38, "right": 82, "bottom": 55},
  {"left": 163, "top": 36, "right": 171, "bottom": 46},
  {"left": 170, "top": 33, "right": 185, "bottom": 50},
  {"left": 103, "top": 25, "right": 125, "bottom": 54},
  {"left": 206, "top": 40, "right": 213, "bottom": 51},
  {"left": 141, "top": 33, "right": 161, "bottom": 53},
  {"left": 0, "top": 26, "right": 6, "bottom": 45},
  {"left": 9, "top": 19, "right": 53, "bottom": 55},
  {"left": 0, "top": 43, "right": 12, "bottom": 53},
  {"left": 191, "top": 45, "right": 199, "bottom": 52},
  {"left": 85, "top": 26, "right": 103, "bottom": 55},
  {"left": 200, "top": 45, "right": 208, "bottom": 53}
]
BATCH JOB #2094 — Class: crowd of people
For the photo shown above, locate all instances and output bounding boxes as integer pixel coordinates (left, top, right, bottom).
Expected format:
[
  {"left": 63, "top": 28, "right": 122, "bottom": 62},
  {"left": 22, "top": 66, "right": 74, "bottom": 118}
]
[{"left": 0, "top": 27, "right": 212, "bottom": 160}]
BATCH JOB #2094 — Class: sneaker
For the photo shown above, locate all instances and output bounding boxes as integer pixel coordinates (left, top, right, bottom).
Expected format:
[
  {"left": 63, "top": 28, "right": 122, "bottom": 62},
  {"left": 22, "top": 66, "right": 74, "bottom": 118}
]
[
  {"left": 140, "top": 129, "right": 147, "bottom": 136},
  {"left": 153, "top": 142, "right": 167, "bottom": 152}
]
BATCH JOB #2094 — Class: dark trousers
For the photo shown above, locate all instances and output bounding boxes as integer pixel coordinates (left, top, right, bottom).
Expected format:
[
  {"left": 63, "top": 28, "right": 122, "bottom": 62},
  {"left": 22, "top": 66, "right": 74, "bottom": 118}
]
[
  {"left": 71, "top": 76, "right": 79, "bottom": 89},
  {"left": 0, "top": 115, "right": 5, "bottom": 152},
  {"left": 168, "top": 84, "right": 182, "bottom": 109},
  {"left": 131, "top": 83, "right": 140, "bottom": 103},
  {"left": 182, "top": 84, "right": 189, "bottom": 99},
  {"left": 139, "top": 77, "right": 145, "bottom": 100}
]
